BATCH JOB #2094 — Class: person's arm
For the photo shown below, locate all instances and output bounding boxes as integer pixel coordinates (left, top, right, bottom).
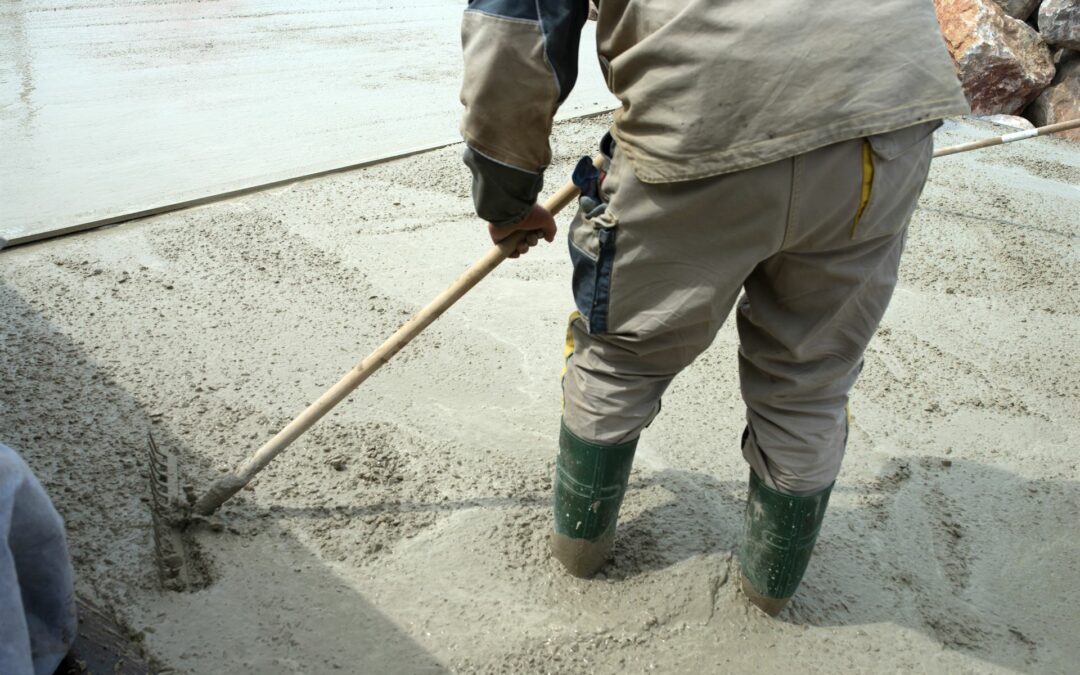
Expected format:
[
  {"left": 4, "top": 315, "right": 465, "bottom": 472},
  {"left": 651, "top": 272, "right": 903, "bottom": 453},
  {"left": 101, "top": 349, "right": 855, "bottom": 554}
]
[{"left": 460, "top": 0, "right": 587, "bottom": 249}]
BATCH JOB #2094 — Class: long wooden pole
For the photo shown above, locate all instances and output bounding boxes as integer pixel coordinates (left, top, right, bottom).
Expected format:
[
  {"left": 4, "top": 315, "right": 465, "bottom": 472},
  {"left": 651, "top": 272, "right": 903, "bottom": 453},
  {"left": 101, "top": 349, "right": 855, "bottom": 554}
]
[
  {"left": 933, "top": 118, "right": 1080, "bottom": 157},
  {"left": 192, "top": 158, "right": 598, "bottom": 516},
  {"left": 193, "top": 117, "right": 1079, "bottom": 517}
]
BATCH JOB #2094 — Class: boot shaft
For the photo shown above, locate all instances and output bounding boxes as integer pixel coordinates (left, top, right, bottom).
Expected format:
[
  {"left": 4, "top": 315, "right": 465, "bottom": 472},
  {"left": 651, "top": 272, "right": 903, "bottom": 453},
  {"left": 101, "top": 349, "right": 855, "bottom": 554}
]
[
  {"left": 740, "top": 470, "right": 833, "bottom": 612},
  {"left": 553, "top": 423, "right": 638, "bottom": 542}
]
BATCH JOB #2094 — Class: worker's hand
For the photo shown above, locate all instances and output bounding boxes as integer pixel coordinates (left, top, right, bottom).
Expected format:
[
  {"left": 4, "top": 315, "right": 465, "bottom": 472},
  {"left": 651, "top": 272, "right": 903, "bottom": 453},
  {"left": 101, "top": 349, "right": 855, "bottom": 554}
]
[{"left": 488, "top": 203, "right": 557, "bottom": 258}]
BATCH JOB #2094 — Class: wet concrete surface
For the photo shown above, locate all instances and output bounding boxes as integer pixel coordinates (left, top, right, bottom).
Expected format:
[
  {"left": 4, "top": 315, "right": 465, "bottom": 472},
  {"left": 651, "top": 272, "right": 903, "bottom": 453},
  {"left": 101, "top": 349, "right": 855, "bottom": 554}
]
[
  {"left": 0, "top": 1, "right": 616, "bottom": 242},
  {"left": 0, "top": 115, "right": 1077, "bottom": 672}
]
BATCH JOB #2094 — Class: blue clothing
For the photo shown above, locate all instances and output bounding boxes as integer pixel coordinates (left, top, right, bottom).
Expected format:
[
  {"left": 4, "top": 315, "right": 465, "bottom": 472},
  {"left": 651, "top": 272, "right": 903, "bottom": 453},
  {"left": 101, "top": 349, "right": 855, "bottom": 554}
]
[{"left": 0, "top": 443, "right": 76, "bottom": 675}]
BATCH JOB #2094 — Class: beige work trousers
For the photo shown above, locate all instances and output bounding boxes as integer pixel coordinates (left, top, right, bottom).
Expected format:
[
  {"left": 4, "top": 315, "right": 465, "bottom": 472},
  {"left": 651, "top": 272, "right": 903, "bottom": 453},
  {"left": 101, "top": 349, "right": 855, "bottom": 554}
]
[{"left": 561, "top": 122, "right": 938, "bottom": 495}]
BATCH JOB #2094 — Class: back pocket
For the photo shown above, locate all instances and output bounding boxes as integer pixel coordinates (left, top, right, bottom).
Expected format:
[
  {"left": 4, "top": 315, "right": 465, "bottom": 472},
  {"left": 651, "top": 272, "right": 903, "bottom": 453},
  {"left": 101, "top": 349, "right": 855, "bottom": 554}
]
[{"left": 850, "top": 121, "right": 939, "bottom": 240}]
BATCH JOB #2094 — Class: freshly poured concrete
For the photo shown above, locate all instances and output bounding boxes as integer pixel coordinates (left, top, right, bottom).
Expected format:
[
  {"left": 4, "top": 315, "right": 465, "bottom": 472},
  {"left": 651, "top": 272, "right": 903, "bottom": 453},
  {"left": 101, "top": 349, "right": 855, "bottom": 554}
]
[
  {"left": 0, "top": 1, "right": 616, "bottom": 242},
  {"left": 1, "top": 116, "right": 1078, "bottom": 673}
]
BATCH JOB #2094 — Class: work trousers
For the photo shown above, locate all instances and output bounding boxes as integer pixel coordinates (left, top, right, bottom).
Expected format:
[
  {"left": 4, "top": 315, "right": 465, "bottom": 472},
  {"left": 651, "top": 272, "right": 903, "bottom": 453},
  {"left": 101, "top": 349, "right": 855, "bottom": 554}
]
[{"left": 561, "top": 122, "right": 937, "bottom": 495}]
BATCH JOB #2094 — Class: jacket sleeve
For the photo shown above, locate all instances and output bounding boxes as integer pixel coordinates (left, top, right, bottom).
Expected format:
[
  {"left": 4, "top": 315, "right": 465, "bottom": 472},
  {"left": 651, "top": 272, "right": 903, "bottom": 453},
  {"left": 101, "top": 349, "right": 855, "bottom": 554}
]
[{"left": 460, "top": 0, "right": 587, "bottom": 226}]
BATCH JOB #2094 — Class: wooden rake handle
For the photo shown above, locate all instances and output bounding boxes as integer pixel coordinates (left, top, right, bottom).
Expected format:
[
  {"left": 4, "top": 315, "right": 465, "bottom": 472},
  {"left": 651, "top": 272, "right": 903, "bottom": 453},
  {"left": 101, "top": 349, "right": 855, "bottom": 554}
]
[
  {"left": 192, "top": 156, "right": 601, "bottom": 516},
  {"left": 933, "top": 118, "right": 1080, "bottom": 158}
]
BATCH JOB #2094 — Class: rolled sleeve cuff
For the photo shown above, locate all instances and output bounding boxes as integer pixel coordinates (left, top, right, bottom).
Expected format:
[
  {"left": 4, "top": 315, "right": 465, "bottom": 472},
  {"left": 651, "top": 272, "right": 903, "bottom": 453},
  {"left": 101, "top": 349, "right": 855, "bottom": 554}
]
[{"left": 463, "top": 146, "right": 544, "bottom": 227}]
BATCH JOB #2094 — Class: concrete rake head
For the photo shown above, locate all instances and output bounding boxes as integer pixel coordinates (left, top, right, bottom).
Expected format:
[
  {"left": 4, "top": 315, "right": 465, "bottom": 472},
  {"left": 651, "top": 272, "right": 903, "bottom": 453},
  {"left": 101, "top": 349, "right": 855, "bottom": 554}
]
[{"left": 146, "top": 433, "right": 209, "bottom": 592}]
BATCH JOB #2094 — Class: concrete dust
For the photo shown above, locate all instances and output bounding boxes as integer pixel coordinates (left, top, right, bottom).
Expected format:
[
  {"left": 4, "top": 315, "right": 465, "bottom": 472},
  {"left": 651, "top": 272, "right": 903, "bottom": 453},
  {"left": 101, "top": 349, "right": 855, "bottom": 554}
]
[{"left": 0, "top": 116, "right": 1078, "bottom": 673}]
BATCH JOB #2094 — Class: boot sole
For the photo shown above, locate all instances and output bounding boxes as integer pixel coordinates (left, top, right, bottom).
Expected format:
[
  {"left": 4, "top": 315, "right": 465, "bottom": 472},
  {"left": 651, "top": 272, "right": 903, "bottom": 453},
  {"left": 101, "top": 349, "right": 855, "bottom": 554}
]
[
  {"left": 740, "top": 573, "right": 791, "bottom": 617},
  {"left": 549, "top": 530, "right": 614, "bottom": 578}
]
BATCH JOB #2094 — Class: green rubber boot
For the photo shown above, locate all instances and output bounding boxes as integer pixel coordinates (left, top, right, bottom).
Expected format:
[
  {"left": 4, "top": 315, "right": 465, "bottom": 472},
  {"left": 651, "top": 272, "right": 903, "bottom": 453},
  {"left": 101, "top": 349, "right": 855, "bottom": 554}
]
[
  {"left": 739, "top": 470, "right": 833, "bottom": 616},
  {"left": 550, "top": 422, "right": 638, "bottom": 578}
]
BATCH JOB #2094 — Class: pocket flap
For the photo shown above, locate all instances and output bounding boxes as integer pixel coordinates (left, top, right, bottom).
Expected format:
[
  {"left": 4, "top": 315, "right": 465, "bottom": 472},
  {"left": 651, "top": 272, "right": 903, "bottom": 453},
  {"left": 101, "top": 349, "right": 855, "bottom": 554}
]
[{"left": 867, "top": 121, "right": 942, "bottom": 160}]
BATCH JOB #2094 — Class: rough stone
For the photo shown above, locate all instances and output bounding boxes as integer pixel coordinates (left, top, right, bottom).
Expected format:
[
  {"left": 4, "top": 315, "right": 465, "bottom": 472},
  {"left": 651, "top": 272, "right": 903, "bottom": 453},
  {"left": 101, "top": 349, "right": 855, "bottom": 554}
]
[
  {"left": 1051, "top": 48, "right": 1076, "bottom": 66},
  {"left": 1038, "top": 0, "right": 1080, "bottom": 50},
  {"left": 1024, "top": 53, "right": 1080, "bottom": 141},
  {"left": 935, "top": 0, "right": 1056, "bottom": 115},
  {"left": 991, "top": 0, "right": 1040, "bottom": 21}
]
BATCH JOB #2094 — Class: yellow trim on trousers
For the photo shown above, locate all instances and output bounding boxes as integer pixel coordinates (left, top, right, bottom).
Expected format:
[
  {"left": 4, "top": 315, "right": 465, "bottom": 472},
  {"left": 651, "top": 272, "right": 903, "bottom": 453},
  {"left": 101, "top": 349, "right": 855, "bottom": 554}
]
[
  {"left": 560, "top": 311, "right": 581, "bottom": 410},
  {"left": 851, "top": 140, "right": 874, "bottom": 238}
]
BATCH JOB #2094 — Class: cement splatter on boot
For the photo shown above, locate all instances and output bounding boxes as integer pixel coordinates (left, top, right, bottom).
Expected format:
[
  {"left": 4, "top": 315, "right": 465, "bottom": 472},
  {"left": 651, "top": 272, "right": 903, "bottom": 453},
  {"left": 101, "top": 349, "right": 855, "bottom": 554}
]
[
  {"left": 739, "top": 470, "right": 832, "bottom": 616},
  {"left": 551, "top": 422, "right": 636, "bottom": 578}
]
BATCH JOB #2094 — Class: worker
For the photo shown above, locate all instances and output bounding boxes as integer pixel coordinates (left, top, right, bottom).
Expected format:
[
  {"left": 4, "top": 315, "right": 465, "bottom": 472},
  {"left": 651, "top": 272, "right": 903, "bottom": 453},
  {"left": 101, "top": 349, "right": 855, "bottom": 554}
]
[{"left": 458, "top": 1, "right": 967, "bottom": 615}]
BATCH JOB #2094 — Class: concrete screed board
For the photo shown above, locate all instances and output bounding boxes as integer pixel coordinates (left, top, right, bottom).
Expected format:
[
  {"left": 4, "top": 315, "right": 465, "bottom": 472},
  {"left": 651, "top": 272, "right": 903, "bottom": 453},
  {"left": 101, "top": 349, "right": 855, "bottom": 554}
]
[{"left": 0, "top": 1, "right": 618, "bottom": 243}]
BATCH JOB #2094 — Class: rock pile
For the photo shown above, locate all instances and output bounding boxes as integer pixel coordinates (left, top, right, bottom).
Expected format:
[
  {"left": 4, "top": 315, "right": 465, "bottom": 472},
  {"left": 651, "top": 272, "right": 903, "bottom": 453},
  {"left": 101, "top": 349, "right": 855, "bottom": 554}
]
[{"left": 934, "top": 0, "right": 1080, "bottom": 140}]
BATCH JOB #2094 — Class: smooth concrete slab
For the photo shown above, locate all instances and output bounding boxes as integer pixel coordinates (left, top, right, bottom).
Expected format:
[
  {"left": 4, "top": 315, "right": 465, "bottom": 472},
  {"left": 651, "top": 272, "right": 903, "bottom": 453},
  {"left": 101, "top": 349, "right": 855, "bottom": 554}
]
[{"left": 0, "top": 1, "right": 617, "bottom": 243}]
